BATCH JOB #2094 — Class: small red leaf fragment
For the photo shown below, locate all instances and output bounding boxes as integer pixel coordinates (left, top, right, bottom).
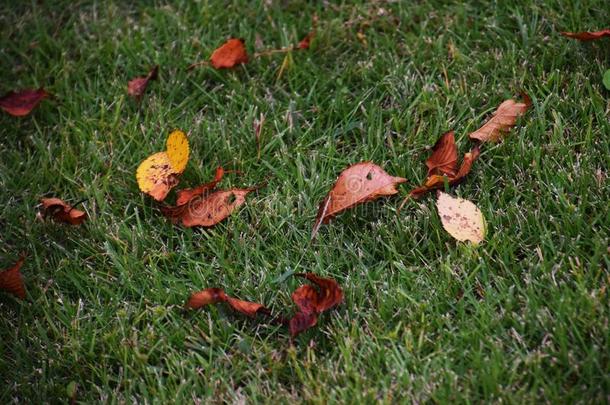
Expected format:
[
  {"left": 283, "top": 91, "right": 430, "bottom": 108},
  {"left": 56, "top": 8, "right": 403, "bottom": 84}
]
[
  {"left": 560, "top": 29, "right": 610, "bottom": 41},
  {"left": 0, "top": 88, "right": 49, "bottom": 117},
  {"left": 127, "top": 65, "right": 159, "bottom": 100},
  {"left": 210, "top": 38, "right": 249, "bottom": 69},
  {"left": 185, "top": 288, "right": 269, "bottom": 317},
  {"left": 0, "top": 256, "right": 26, "bottom": 299},
  {"left": 312, "top": 162, "right": 406, "bottom": 239},
  {"left": 298, "top": 32, "right": 315, "bottom": 49},
  {"left": 40, "top": 198, "right": 87, "bottom": 225}
]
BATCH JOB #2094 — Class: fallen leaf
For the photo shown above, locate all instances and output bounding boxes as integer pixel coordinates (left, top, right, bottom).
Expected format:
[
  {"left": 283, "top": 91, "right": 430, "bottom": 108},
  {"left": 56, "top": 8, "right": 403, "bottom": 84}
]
[
  {"left": 127, "top": 65, "right": 159, "bottom": 100},
  {"left": 210, "top": 38, "right": 249, "bottom": 69},
  {"left": 312, "top": 162, "right": 406, "bottom": 239},
  {"left": 560, "top": 29, "right": 610, "bottom": 41},
  {"left": 469, "top": 94, "right": 531, "bottom": 143},
  {"left": 0, "top": 256, "right": 26, "bottom": 299},
  {"left": 436, "top": 191, "right": 485, "bottom": 244},
  {"left": 175, "top": 167, "right": 224, "bottom": 206},
  {"left": 0, "top": 88, "right": 49, "bottom": 116},
  {"left": 185, "top": 288, "right": 269, "bottom": 317},
  {"left": 298, "top": 32, "right": 315, "bottom": 49},
  {"left": 162, "top": 187, "right": 255, "bottom": 227},
  {"left": 40, "top": 198, "right": 87, "bottom": 225},
  {"left": 289, "top": 273, "right": 343, "bottom": 339},
  {"left": 136, "top": 130, "right": 189, "bottom": 201}
]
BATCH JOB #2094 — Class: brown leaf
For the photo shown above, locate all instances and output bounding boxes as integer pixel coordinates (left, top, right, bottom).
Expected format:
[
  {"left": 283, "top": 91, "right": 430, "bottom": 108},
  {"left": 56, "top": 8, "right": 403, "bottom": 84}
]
[
  {"left": 426, "top": 131, "right": 459, "bottom": 177},
  {"left": 289, "top": 273, "right": 343, "bottom": 339},
  {"left": 161, "top": 187, "right": 254, "bottom": 228},
  {"left": 210, "top": 38, "right": 249, "bottom": 69},
  {"left": 312, "top": 162, "right": 406, "bottom": 239},
  {"left": 127, "top": 65, "right": 159, "bottom": 100},
  {"left": 185, "top": 288, "right": 269, "bottom": 318},
  {"left": 40, "top": 198, "right": 87, "bottom": 225},
  {"left": 175, "top": 167, "right": 224, "bottom": 206},
  {"left": 0, "top": 255, "right": 26, "bottom": 299},
  {"left": 469, "top": 94, "right": 531, "bottom": 143},
  {"left": 561, "top": 29, "right": 610, "bottom": 41},
  {"left": 297, "top": 32, "right": 315, "bottom": 49},
  {"left": 0, "top": 88, "right": 49, "bottom": 117}
]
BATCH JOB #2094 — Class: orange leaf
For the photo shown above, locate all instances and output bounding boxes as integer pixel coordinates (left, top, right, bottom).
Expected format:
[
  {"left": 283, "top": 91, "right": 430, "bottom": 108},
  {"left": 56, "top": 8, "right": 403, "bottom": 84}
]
[
  {"left": 312, "top": 162, "right": 406, "bottom": 239},
  {"left": 0, "top": 256, "right": 26, "bottom": 299},
  {"left": 185, "top": 288, "right": 269, "bottom": 318},
  {"left": 560, "top": 29, "right": 610, "bottom": 41},
  {"left": 210, "top": 38, "right": 249, "bottom": 69},
  {"left": 0, "top": 88, "right": 49, "bottom": 117},
  {"left": 127, "top": 65, "right": 158, "bottom": 100},
  {"left": 426, "top": 131, "right": 459, "bottom": 177},
  {"left": 40, "top": 198, "right": 87, "bottom": 225},
  {"left": 175, "top": 167, "right": 224, "bottom": 206},
  {"left": 297, "top": 32, "right": 315, "bottom": 49},
  {"left": 469, "top": 94, "right": 531, "bottom": 143}
]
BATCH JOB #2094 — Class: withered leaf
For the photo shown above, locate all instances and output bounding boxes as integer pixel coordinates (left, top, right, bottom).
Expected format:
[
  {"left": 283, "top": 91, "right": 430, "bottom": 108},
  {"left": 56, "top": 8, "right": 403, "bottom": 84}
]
[
  {"left": 437, "top": 191, "right": 486, "bottom": 244},
  {"left": 185, "top": 288, "right": 269, "bottom": 317},
  {"left": 289, "top": 273, "right": 343, "bottom": 339},
  {"left": 210, "top": 38, "right": 249, "bottom": 69},
  {"left": 40, "top": 198, "right": 87, "bottom": 225},
  {"left": 0, "top": 88, "right": 49, "bottom": 117},
  {"left": 469, "top": 94, "right": 531, "bottom": 143},
  {"left": 127, "top": 65, "right": 159, "bottom": 100},
  {"left": 175, "top": 167, "right": 224, "bottom": 206},
  {"left": 297, "top": 32, "right": 315, "bottom": 49},
  {"left": 312, "top": 162, "right": 406, "bottom": 239},
  {"left": 0, "top": 256, "right": 26, "bottom": 299},
  {"left": 560, "top": 29, "right": 610, "bottom": 41}
]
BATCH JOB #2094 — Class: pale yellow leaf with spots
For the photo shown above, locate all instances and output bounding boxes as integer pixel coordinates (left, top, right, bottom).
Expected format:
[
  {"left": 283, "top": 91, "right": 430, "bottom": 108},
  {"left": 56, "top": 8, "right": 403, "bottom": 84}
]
[
  {"left": 166, "top": 130, "right": 189, "bottom": 173},
  {"left": 436, "top": 192, "right": 485, "bottom": 244}
]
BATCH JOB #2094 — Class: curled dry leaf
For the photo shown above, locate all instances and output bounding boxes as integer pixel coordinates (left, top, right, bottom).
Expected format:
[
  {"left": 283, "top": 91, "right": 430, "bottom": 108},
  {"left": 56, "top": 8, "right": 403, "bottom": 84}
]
[
  {"left": 136, "top": 130, "right": 190, "bottom": 201},
  {"left": 40, "top": 198, "right": 87, "bottom": 225},
  {"left": 185, "top": 288, "right": 269, "bottom": 317},
  {"left": 409, "top": 131, "right": 480, "bottom": 199},
  {"left": 176, "top": 167, "right": 224, "bottom": 206},
  {"left": 469, "top": 94, "right": 531, "bottom": 143},
  {"left": 289, "top": 273, "right": 344, "bottom": 339},
  {"left": 210, "top": 38, "right": 249, "bottom": 69},
  {"left": 0, "top": 256, "right": 26, "bottom": 299},
  {"left": 437, "top": 191, "right": 486, "bottom": 244},
  {"left": 0, "top": 88, "right": 49, "bottom": 117},
  {"left": 560, "top": 29, "right": 610, "bottom": 41},
  {"left": 312, "top": 162, "right": 406, "bottom": 239},
  {"left": 127, "top": 65, "right": 159, "bottom": 100}
]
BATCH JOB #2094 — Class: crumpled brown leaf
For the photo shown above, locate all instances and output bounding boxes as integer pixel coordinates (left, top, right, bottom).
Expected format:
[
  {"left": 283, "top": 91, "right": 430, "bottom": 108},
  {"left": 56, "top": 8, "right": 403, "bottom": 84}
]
[
  {"left": 0, "top": 88, "right": 49, "bottom": 117},
  {"left": 40, "top": 198, "right": 87, "bottom": 225},
  {"left": 185, "top": 288, "right": 269, "bottom": 317},
  {"left": 175, "top": 167, "right": 224, "bottom": 206},
  {"left": 210, "top": 38, "right": 249, "bottom": 69},
  {"left": 127, "top": 65, "right": 159, "bottom": 100},
  {"left": 312, "top": 162, "right": 406, "bottom": 239},
  {"left": 289, "top": 273, "right": 344, "bottom": 339},
  {"left": 0, "top": 255, "right": 26, "bottom": 299},
  {"left": 560, "top": 29, "right": 610, "bottom": 41},
  {"left": 468, "top": 94, "right": 531, "bottom": 143}
]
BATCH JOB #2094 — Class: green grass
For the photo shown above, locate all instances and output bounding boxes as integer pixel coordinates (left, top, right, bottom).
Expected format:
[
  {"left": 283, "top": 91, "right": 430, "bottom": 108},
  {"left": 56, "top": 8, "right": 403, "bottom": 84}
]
[{"left": 1, "top": 0, "right": 609, "bottom": 402}]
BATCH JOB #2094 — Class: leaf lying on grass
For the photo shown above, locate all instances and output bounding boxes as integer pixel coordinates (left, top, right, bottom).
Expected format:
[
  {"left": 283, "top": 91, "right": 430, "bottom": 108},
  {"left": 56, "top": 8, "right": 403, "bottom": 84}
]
[
  {"left": 560, "top": 29, "right": 610, "bottom": 41},
  {"left": 408, "top": 131, "right": 480, "bottom": 199},
  {"left": 127, "top": 65, "right": 159, "bottom": 100},
  {"left": 469, "top": 94, "right": 531, "bottom": 143},
  {"left": 437, "top": 191, "right": 485, "bottom": 244},
  {"left": 185, "top": 288, "right": 270, "bottom": 317},
  {"left": 210, "top": 38, "right": 249, "bottom": 69},
  {"left": 136, "top": 130, "right": 190, "bottom": 201},
  {"left": 176, "top": 167, "right": 225, "bottom": 206},
  {"left": 0, "top": 88, "right": 49, "bottom": 117},
  {"left": 40, "top": 198, "right": 87, "bottom": 225},
  {"left": 0, "top": 255, "right": 26, "bottom": 299},
  {"left": 312, "top": 162, "right": 406, "bottom": 239}
]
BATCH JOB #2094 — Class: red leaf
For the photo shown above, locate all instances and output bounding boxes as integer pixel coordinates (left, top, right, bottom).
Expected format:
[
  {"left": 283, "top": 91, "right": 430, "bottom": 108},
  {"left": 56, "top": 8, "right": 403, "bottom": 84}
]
[
  {"left": 210, "top": 38, "right": 249, "bottom": 69},
  {"left": 561, "top": 29, "right": 610, "bottom": 41},
  {"left": 185, "top": 288, "right": 269, "bottom": 318},
  {"left": 297, "top": 32, "right": 315, "bottom": 49},
  {"left": 127, "top": 65, "right": 159, "bottom": 100},
  {"left": 0, "top": 88, "right": 49, "bottom": 117},
  {"left": 312, "top": 162, "right": 406, "bottom": 239},
  {"left": 0, "top": 256, "right": 26, "bottom": 299},
  {"left": 288, "top": 273, "right": 343, "bottom": 339},
  {"left": 468, "top": 94, "right": 531, "bottom": 143},
  {"left": 426, "top": 131, "right": 459, "bottom": 177},
  {"left": 40, "top": 198, "right": 87, "bottom": 225},
  {"left": 175, "top": 167, "right": 224, "bottom": 206}
]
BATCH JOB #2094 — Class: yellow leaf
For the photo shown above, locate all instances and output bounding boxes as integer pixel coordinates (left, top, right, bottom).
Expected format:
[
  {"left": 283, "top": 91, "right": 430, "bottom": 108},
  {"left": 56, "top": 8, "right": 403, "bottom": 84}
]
[
  {"left": 166, "top": 130, "right": 189, "bottom": 173},
  {"left": 136, "top": 152, "right": 178, "bottom": 201},
  {"left": 436, "top": 192, "right": 486, "bottom": 244}
]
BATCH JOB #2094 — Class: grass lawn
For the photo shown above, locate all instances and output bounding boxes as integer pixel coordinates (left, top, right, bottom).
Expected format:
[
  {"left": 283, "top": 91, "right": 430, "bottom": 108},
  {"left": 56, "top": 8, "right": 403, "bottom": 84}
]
[{"left": 1, "top": 0, "right": 609, "bottom": 402}]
